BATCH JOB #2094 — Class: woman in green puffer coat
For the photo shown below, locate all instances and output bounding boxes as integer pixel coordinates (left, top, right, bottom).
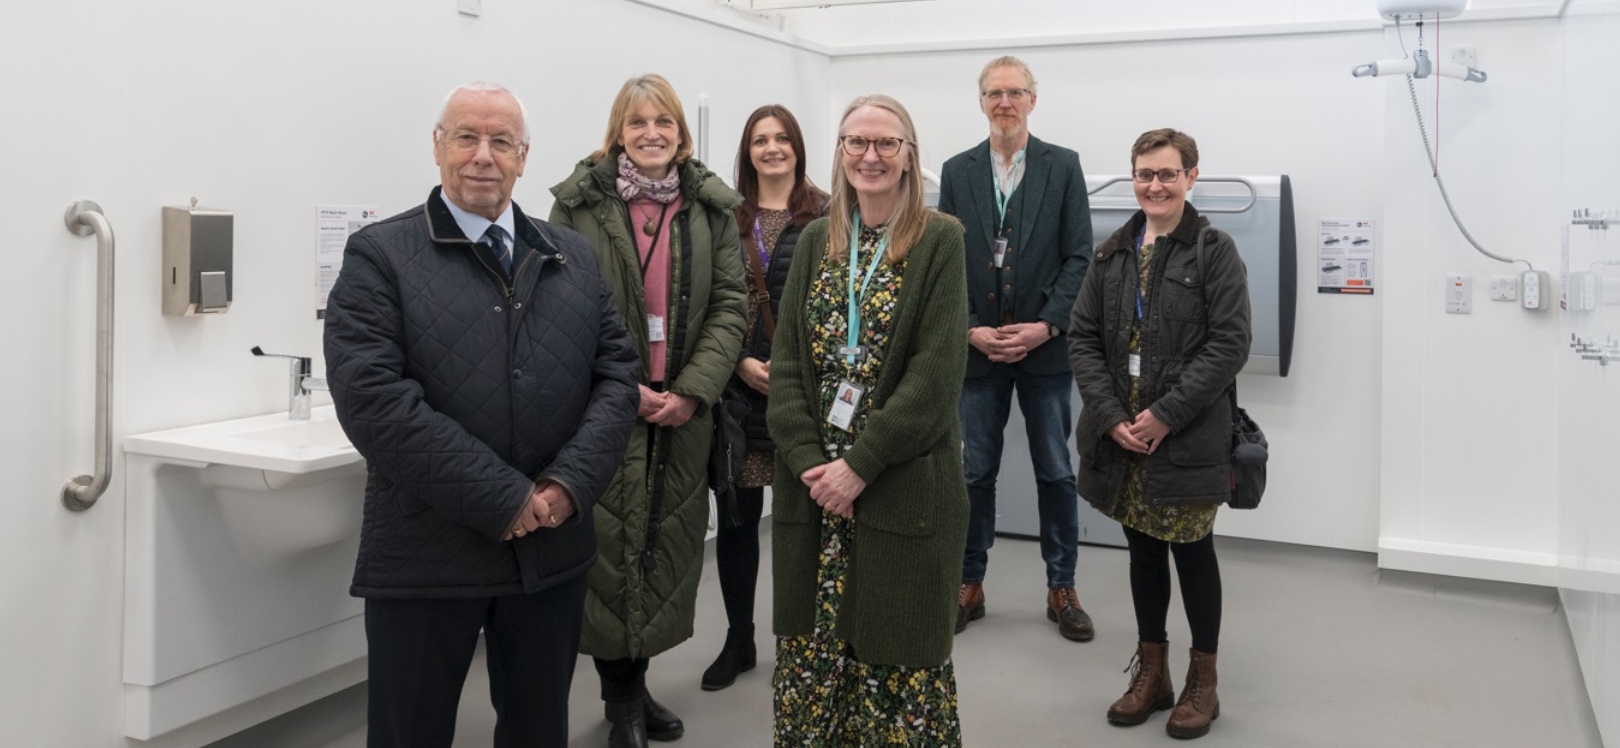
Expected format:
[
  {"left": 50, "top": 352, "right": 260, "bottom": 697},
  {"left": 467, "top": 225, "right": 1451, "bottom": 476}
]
[{"left": 549, "top": 73, "right": 747, "bottom": 748}]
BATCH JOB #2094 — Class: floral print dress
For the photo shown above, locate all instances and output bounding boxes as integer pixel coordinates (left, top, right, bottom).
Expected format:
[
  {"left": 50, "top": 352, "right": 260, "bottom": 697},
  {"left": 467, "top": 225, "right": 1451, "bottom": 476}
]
[
  {"left": 772, "top": 226, "right": 963, "bottom": 747},
  {"left": 1108, "top": 241, "right": 1218, "bottom": 543}
]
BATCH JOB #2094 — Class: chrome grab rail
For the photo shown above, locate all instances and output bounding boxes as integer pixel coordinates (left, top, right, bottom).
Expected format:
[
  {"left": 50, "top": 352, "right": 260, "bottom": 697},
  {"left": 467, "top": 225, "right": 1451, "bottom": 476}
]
[
  {"left": 1087, "top": 176, "right": 1259, "bottom": 214},
  {"left": 63, "top": 199, "right": 115, "bottom": 511}
]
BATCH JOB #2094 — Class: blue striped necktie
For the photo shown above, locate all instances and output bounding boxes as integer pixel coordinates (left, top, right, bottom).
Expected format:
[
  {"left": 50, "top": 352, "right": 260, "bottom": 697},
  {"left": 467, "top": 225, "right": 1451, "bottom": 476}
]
[{"left": 483, "top": 225, "right": 511, "bottom": 274}]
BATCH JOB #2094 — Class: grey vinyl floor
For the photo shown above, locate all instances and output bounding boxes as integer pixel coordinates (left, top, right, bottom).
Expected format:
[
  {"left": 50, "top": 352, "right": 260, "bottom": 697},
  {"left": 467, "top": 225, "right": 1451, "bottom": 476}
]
[{"left": 207, "top": 530, "right": 1604, "bottom": 747}]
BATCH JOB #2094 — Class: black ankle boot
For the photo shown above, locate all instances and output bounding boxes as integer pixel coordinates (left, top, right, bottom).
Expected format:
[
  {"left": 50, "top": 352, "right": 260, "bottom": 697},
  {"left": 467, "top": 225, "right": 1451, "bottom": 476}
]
[
  {"left": 643, "top": 688, "right": 684, "bottom": 741},
  {"left": 604, "top": 698, "right": 648, "bottom": 748},
  {"left": 700, "top": 627, "right": 757, "bottom": 691}
]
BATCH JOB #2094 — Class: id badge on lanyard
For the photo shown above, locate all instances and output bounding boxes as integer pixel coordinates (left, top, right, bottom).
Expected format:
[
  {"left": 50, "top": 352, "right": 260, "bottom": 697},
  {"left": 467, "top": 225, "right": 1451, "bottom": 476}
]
[{"left": 827, "top": 380, "right": 865, "bottom": 431}]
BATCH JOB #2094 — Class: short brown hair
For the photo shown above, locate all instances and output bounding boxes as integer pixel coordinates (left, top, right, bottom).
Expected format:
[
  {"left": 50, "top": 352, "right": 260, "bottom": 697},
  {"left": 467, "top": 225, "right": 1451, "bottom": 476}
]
[{"left": 1131, "top": 128, "right": 1199, "bottom": 170}]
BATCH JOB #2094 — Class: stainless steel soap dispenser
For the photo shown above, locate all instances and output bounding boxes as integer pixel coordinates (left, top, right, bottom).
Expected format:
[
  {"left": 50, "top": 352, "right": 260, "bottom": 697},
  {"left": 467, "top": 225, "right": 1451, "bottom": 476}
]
[{"left": 162, "top": 199, "right": 233, "bottom": 315}]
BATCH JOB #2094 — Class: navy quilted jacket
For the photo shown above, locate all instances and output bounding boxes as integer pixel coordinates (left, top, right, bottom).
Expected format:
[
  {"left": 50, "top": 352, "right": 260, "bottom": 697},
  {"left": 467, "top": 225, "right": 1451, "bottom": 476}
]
[{"left": 325, "top": 188, "right": 639, "bottom": 599}]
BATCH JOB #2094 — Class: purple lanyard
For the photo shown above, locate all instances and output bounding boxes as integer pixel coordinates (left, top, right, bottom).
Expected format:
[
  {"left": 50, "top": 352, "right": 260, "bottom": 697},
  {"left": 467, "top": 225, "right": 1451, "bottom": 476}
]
[{"left": 751, "top": 216, "right": 770, "bottom": 270}]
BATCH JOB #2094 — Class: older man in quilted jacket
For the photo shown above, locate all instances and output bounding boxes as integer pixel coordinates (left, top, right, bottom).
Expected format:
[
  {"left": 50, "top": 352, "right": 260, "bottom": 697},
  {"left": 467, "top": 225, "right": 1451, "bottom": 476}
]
[{"left": 324, "top": 81, "right": 639, "bottom": 748}]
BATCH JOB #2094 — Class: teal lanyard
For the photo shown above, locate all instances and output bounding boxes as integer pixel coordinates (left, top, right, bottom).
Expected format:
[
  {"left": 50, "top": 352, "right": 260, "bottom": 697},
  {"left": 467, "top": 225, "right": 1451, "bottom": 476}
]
[
  {"left": 845, "top": 209, "right": 890, "bottom": 365},
  {"left": 992, "top": 148, "right": 1026, "bottom": 228}
]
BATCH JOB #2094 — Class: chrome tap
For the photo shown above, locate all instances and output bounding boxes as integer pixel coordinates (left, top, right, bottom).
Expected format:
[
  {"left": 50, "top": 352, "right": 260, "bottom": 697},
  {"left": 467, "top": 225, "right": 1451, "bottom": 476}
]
[{"left": 251, "top": 346, "right": 329, "bottom": 420}]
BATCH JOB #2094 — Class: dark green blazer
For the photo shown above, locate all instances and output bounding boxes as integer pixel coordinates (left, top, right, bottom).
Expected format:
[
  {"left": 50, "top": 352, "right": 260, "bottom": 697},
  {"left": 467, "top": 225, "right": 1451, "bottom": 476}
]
[{"left": 937, "top": 134, "right": 1093, "bottom": 378}]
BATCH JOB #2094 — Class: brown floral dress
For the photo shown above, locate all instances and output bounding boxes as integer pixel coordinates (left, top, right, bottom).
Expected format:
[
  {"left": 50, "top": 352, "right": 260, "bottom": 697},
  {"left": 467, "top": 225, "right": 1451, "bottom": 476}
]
[
  {"left": 1108, "top": 241, "right": 1219, "bottom": 543},
  {"left": 772, "top": 226, "right": 963, "bottom": 747},
  {"left": 739, "top": 208, "right": 791, "bottom": 490}
]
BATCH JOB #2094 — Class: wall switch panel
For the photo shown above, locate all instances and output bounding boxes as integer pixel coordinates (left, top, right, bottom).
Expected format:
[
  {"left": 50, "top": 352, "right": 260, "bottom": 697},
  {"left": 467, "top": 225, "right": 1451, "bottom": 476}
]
[
  {"left": 1488, "top": 275, "right": 1518, "bottom": 301},
  {"left": 458, "top": 0, "right": 482, "bottom": 16},
  {"left": 1446, "top": 274, "right": 1472, "bottom": 314},
  {"left": 1522, "top": 270, "right": 1551, "bottom": 310}
]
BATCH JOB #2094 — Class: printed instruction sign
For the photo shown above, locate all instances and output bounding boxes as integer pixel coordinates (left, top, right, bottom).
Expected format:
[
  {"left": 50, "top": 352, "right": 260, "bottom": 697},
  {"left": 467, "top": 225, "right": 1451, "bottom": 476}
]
[
  {"left": 316, "top": 205, "right": 380, "bottom": 318},
  {"left": 1317, "top": 218, "right": 1375, "bottom": 294}
]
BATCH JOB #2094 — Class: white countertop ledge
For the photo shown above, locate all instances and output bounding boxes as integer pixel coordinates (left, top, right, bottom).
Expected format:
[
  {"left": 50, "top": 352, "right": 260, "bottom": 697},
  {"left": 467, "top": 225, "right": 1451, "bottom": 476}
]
[{"left": 123, "top": 405, "right": 362, "bottom": 474}]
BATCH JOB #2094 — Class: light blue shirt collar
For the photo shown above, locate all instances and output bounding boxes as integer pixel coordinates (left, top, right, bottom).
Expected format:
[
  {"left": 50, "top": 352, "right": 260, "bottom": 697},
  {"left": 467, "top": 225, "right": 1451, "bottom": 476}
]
[{"left": 437, "top": 190, "right": 516, "bottom": 249}]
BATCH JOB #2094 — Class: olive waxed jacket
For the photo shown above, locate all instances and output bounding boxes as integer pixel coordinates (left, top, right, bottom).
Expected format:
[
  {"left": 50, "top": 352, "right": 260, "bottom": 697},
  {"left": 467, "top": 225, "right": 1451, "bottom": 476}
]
[{"left": 1067, "top": 204, "right": 1251, "bottom": 512}]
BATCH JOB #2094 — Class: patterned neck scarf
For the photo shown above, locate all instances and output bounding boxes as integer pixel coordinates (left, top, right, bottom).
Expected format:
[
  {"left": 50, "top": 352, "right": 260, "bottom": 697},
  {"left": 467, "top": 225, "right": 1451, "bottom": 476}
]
[{"left": 615, "top": 151, "right": 682, "bottom": 204}]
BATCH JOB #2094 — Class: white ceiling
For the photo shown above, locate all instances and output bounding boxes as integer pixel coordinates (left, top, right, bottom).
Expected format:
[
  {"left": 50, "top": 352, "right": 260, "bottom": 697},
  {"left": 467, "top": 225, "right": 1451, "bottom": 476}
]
[{"left": 739, "top": 0, "right": 1576, "bottom": 52}]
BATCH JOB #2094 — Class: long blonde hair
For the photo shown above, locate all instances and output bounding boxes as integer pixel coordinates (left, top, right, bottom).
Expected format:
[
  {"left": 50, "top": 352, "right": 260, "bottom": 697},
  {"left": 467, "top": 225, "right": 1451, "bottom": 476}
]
[
  {"left": 591, "top": 74, "right": 695, "bottom": 166},
  {"left": 826, "top": 95, "right": 928, "bottom": 264}
]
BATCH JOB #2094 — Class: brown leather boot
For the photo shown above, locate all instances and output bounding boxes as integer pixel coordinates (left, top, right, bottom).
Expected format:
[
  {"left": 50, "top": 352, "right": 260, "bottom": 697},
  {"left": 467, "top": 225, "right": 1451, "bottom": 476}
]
[
  {"left": 1166, "top": 648, "right": 1220, "bottom": 739},
  {"left": 1106, "top": 641, "right": 1174, "bottom": 726},
  {"left": 1046, "top": 587, "right": 1095, "bottom": 642},
  {"left": 955, "top": 583, "right": 985, "bottom": 634}
]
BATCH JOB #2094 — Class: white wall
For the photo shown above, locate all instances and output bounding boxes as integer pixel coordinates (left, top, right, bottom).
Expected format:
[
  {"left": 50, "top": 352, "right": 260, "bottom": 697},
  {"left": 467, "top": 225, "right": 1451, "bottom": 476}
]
[
  {"left": 1558, "top": 3, "right": 1620, "bottom": 744},
  {"left": 832, "top": 29, "right": 1390, "bottom": 552},
  {"left": 0, "top": 0, "right": 828, "bottom": 743},
  {"left": 1377, "top": 19, "right": 1565, "bottom": 584},
  {"left": 1, "top": 2, "right": 131, "bottom": 746}
]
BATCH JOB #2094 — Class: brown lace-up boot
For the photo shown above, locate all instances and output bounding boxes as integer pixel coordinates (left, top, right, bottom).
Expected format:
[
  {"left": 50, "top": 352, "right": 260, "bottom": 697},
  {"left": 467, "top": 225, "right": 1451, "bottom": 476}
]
[
  {"left": 1046, "top": 587, "right": 1095, "bottom": 641},
  {"left": 956, "top": 583, "right": 985, "bottom": 634},
  {"left": 1166, "top": 648, "right": 1220, "bottom": 739},
  {"left": 1106, "top": 641, "right": 1175, "bottom": 726}
]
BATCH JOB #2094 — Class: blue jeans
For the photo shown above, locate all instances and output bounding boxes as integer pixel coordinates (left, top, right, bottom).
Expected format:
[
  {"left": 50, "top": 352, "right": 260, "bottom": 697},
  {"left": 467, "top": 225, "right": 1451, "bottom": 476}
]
[{"left": 960, "top": 367, "right": 1079, "bottom": 588}]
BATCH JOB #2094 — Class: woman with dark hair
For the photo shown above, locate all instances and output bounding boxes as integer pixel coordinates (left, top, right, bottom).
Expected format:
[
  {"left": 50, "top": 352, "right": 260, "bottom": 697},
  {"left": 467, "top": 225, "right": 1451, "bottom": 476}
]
[
  {"left": 767, "top": 94, "right": 969, "bottom": 745},
  {"left": 549, "top": 74, "right": 748, "bottom": 748},
  {"left": 702, "top": 104, "right": 828, "bottom": 692},
  {"left": 1067, "top": 128, "right": 1251, "bottom": 740}
]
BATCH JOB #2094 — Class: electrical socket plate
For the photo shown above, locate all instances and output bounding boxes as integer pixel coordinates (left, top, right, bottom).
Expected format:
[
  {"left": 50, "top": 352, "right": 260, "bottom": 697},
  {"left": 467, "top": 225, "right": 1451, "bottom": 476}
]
[
  {"left": 1488, "top": 275, "right": 1517, "bottom": 301},
  {"left": 458, "top": 0, "right": 481, "bottom": 17},
  {"left": 1446, "top": 274, "right": 1471, "bottom": 314},
  {"left": 1450, "top": 46, "right": 1477, "bottom": 68}
]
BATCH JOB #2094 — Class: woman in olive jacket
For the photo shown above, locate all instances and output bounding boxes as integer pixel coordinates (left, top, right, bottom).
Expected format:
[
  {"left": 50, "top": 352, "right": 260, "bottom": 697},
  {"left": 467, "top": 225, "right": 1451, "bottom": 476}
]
[
  {"left": 549, "top": 74, "right": 747, "bottom": 747},
  {"left": 1067, "top": 128, "right": 1250, "bottom": 740}
]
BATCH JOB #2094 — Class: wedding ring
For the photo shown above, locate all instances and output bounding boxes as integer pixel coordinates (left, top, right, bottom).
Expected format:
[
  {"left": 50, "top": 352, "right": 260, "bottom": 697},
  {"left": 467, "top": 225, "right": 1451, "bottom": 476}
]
[{"left": 549, "top": 514, "right": 558, "bottom": 526}]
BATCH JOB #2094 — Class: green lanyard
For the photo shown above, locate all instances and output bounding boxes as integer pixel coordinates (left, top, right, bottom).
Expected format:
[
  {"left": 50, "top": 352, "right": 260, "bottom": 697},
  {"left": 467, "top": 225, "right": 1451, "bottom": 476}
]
[
  {"left": 992, "top": 148, "right": 1026, "bottom": 228},
  {"left": 845, "top": 209, "right": 890, "bottom": 365}
]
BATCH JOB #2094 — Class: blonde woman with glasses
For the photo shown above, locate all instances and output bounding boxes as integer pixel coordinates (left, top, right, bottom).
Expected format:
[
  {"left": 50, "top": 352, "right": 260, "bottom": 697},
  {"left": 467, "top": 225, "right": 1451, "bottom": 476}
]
[{"left": 766, "top": 95, "right": 970, "bottom": 746}]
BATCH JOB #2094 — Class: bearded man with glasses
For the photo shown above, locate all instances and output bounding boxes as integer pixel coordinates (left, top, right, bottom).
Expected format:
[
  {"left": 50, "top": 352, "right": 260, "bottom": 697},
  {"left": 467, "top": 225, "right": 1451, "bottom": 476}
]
[{"left": 937, "top": 55, "right": 1096, "bottom": 643}]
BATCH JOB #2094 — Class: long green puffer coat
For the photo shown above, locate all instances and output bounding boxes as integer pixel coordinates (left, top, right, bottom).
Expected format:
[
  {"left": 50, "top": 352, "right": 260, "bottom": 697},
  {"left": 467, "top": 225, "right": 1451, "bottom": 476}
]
[{"left": 550, "top": 151, "right": 747, "bottom": 661}]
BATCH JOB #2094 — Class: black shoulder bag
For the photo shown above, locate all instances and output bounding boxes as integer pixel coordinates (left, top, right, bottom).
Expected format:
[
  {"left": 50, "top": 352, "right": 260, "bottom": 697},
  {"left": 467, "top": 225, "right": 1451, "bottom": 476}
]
[
  {"left": 1194, "top": 229, "right": 1269, "bottom": 509},
  {"left": 707, "top": 225, "right": 774, "bottom": 527}
]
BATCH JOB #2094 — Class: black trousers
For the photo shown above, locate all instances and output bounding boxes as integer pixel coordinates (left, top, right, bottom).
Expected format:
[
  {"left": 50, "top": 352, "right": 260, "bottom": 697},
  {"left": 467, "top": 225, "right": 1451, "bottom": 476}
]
[
  {"left": 714, "top": 485, "right": 766, "bottom": 632},
  {"left": 364, "top": 574, "right": 588, "bottom": 748},
  {"left": 594, "top": 656, "right": 651, "bottom": 703},
  {"left": 1123, "top": 525, "right": 1222, "bottom": 654}
]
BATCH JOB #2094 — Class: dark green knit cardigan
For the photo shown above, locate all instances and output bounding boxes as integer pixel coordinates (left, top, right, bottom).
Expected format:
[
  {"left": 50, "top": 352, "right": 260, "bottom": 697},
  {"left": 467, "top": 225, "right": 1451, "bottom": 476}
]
[{"left": 767, "top": 211, "right": 970, "bottom": 668}]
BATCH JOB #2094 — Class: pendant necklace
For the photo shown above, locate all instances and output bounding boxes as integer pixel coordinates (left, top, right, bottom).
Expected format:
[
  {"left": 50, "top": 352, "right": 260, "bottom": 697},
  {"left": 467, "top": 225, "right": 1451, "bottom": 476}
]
[{"left": 637, "top": 202, "right": 670, "bottom": 237}]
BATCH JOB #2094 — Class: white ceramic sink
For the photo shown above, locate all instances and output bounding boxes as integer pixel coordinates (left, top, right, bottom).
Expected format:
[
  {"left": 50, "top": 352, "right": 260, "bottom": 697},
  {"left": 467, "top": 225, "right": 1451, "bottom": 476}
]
[
  {"left": 234, "top": 416, "right": 353, "bottom": 449},
  {"left": 124, "top": 405, "right": 361, "bottom": 474}
]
